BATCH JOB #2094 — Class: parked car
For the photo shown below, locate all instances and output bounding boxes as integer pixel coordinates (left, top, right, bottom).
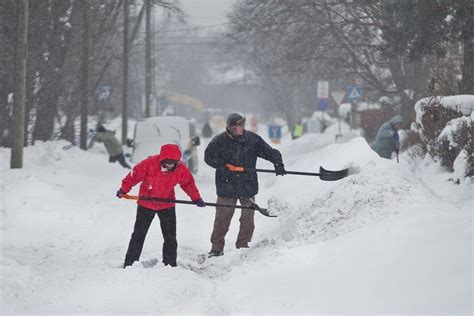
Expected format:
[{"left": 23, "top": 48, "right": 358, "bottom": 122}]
[{"left": 130, "top": 116, "right": 200, "bottom": 173}]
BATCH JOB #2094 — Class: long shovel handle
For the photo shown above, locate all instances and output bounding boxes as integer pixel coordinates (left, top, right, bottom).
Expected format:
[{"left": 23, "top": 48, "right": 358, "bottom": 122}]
[
  {"left": 121, "top": 194, "right": 276, "bottom": 217},
  {"left": 225, "top": 164, "right": 348, "bottom": 181},
  {"left": 254, "top": 169, "right": 322, "bottom": 176}
]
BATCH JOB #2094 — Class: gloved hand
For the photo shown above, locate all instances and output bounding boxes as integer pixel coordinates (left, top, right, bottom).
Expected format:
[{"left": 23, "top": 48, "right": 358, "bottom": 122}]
[
  {"left": 274, "top": 163, "right": 286, "bottom": 176},
  {"left": 195, "top": 198, "right": 206, "bottom": 207},
  {"left": 116, "top": 189, "right": 125, "bottom": 199}
]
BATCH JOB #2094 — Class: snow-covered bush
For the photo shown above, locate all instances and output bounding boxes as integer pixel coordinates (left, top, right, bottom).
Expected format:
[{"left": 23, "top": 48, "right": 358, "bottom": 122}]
[{"left": 414, "top": 95, "right": 473, "bottom": 180}]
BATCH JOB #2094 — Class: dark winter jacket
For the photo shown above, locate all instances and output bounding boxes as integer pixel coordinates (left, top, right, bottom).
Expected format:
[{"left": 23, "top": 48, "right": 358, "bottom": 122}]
[
  {"left": 120, "top": 144, "right": 202, "bottom": 211},
  {"left": 204, "top": 130, "right": 283, "bottom": 198},
  {"left": 372, "top": 115, "right": 403, "bottom": 159}
]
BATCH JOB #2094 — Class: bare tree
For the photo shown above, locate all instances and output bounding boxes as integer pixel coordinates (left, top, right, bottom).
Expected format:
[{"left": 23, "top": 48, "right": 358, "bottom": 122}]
[
  {"left": 79, "top": 0, "right": 90, "bottom": 150},
  {"left": 227, "top": 0, "right": 470, "bottom": 124},
  {"left": 122, "top": 0, "right": 129, "bottom": 144},
  {"left": 11, "top": 0, "right": 28, "bottom": 168}
]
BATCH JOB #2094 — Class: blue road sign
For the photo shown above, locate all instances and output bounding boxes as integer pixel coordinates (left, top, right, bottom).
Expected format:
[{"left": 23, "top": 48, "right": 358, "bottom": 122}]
[
  {"left": 318, "top": 99, "right": 328, "bottom": 111},
  {"left": 347, "top": 86, "right": 363, "bottom": 102},
  {"left": 97, "top": 84, "right": 111, "bottom": 101},
  {"left": 268, "top": 125, "right": 282, "bottom": 139}
]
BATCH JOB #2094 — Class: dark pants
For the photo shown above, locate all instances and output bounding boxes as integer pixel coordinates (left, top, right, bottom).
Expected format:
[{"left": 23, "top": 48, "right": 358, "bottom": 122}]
[
  {"left": 124, "top": 206, "right": 177, "bottom": 268},
  {"left": 210, "top": 197, "right": 255, "bottom": 252},
  {"left": 110, "top": 153, "right": 131, "bottom": 169}
]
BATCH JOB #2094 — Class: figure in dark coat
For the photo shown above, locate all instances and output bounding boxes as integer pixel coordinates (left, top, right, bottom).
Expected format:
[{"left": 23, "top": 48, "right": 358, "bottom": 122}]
[
  {"left": 204, "top": 113, "right": 286, "bottom": 257},
  {"left": 201, "top": 122, "right": 213, "bottom": 138},
  {"left": 372, "top": 115, "right": 403, "bottom": 159}
]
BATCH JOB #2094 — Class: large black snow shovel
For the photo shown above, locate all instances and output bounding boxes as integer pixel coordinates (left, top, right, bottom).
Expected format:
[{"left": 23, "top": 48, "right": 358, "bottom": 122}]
[
  {"left": 121, "top": 194, "right": 276, "bottom": 217},
  {"left": 225, "top": 164, "right": 348, "bottom": 181}
]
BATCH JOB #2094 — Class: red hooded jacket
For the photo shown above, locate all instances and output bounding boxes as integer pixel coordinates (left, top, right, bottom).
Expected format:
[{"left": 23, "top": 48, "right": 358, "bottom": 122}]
[{"left": 120, "top": 144, "right": 202, "bottom": 211}]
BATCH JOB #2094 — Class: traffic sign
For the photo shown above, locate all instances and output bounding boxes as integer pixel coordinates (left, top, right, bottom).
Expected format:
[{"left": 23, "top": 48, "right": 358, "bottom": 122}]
[
  {"left": 317, "top": 81, "right": 329, "bottom": 99},
  {"left": 347, "top": 86, "right": 362, "bottom": 102},
  {"left": 97, "top": 84, "right": 111, "bottom": 101},
  {"left": 318, "top": 99, "right": 328, "bottom": 111},
  {"left": 268, "top": 125, "right": 282, "bottom": 139},
  {"left": 331, "top": 90, "right": 346, "bottom": 105},
  {"left": 268, "top": 124, "right": 282, "bottom": 144}
]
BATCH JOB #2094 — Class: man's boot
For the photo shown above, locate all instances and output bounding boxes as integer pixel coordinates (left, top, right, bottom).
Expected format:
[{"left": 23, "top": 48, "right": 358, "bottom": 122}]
[{"left": 208, "top": 250, "right": 224, "bottom": 258}]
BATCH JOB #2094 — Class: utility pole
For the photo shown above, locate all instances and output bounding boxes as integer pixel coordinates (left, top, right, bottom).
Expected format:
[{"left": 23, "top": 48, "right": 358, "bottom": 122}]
[
  {"left": 11, "top": 0, "right": 29, "bottom": 169},
  {"left": 80, "top": 0, "right": 91, "bottom": 150},
  {"left": 122, "top": 0, "right": 129, "bottom": 144},
  {"left": 145, "top": 0, "right": 151, "bottom": 117}
]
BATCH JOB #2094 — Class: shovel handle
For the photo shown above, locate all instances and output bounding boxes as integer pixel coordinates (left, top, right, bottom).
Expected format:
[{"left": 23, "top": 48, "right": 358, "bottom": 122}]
[
  {"left": 255, "top": 169, "right": 321, "bottom": 176},
  {"left": 224, "top": 165, "right": 348, "bottom": 181},
  {"left": 226, "top": 164, "right": 319, "bottom": 176},
  {"left": 121, "top": 194, "right": 264, "bottom": 212}
]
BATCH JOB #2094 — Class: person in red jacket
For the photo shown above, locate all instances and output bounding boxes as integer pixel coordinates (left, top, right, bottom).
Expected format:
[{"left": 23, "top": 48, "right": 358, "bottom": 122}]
[{"left": 116, "top": 144, "right": 205, "bottom": 268}]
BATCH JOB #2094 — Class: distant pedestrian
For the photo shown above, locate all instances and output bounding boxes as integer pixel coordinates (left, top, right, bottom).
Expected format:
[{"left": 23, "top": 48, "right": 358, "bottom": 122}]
[
  {"left": 372, "top": 115, "right": 403, "bottom": 159},
  {"left": 201, "top": 122, "right": 213, "bottom": 138},
  {"left": 94, "top": 125, "right": 131, "bottom": 169},
  {"left": 292, "top": 120, "right": 304, "bottom": 139},
  {"left": 204, "top": 113, "right": 286, "bottom": 258}
]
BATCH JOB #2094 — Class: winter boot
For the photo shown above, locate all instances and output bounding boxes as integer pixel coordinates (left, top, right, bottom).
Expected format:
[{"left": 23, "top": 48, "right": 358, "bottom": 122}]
[{"left": 208, "top": 250, "right": 224, "bottom": 258}]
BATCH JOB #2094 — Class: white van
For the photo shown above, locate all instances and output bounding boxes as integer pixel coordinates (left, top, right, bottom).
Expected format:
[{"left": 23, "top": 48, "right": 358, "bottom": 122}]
[{"left": 131, "top": 116, "right": 200, "bottom": 173}]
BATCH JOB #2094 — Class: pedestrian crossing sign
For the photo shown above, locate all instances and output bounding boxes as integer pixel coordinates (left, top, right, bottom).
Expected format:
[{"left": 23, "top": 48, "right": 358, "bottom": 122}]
[{"left": 347, "top": 86, "right": 363, "bottom": 101}]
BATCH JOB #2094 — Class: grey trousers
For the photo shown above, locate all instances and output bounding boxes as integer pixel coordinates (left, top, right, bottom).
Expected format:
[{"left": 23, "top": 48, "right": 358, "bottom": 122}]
[{"left": 210, "top": 196, "right": 255, "bottom": 252}]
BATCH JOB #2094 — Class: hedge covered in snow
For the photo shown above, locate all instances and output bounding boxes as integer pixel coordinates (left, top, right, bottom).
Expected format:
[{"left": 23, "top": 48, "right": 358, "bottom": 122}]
[{"left": 414, "top": 95, "right": 473, "bottom": 181}]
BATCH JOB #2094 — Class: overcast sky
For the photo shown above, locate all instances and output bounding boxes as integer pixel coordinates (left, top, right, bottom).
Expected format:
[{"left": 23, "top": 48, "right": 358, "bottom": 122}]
[{"left": 179, "top": 0, "right": 237, "bottom": 27}]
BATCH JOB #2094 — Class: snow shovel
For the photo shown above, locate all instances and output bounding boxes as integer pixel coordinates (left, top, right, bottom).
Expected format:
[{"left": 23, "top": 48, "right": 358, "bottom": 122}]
[
  {"left": 225, "top": 164, "right": 348, "bottom": 181},
  {"left": 120, "top": 194, "right": 276, "bottom": 218}
]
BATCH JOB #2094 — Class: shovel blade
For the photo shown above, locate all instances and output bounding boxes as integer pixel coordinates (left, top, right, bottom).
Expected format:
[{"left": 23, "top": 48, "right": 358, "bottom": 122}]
[
  {"left": 249, "top": 199, "right": 277, "bottom": 217},
  {"left": 257, "top": 207, "right": 277, "bottom": 217},
  {"left": 319, "top": 166, "right": 348, "bottom": 181}
]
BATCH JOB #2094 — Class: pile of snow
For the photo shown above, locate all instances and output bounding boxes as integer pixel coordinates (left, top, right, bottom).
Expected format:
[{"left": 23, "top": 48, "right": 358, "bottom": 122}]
[
  {"left": 260, "top": 137, "right": 419, "bottom": 244},
  {"left": 311, "top": 111, "right": 337, "bottom": 124},
  {"left": 339, "top": 102, "right": 352, "bottom": 117}
]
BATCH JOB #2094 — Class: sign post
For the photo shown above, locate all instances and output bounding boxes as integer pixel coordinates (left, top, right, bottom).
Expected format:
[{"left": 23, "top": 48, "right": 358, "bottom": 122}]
[
  {"left": 346, "top": 86, "right": 363, "bottom": 130},
  {"left": 317, "top": 81, "right": 329, "bottom": 127},
  {"left": 331, "top": 90, "right": 346, "bottom": 141}
]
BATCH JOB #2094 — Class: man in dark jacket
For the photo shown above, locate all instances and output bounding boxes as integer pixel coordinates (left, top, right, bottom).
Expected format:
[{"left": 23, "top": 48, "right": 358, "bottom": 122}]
[{"left": 204, "top": 113, "right": 286, "bottom": 257}]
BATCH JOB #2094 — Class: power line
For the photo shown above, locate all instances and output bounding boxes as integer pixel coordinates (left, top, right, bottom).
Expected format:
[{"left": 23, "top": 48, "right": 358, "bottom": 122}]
[
  {"left": 155, "top": 23, "right": 230, "bottom": 33},
  {"left": 155, "top": 36, "right": 227, "bottom": 39},
  {"left": 157, "top": 42, "right": 230, "bottom": 45}
]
